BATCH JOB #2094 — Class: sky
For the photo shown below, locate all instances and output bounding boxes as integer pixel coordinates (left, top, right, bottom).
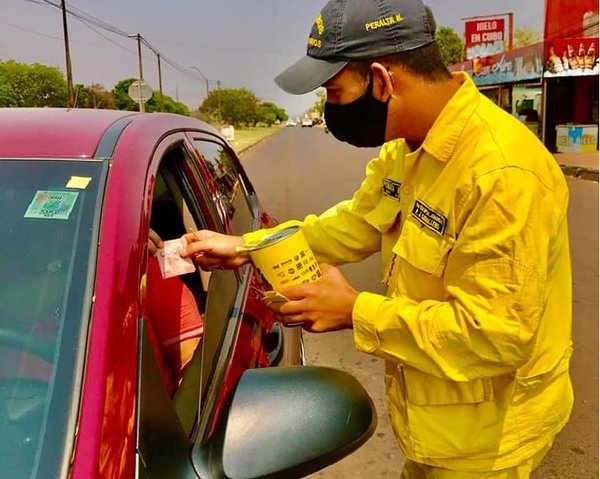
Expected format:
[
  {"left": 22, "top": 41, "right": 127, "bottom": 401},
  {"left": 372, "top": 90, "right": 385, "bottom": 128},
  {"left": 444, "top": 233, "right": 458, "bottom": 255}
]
[{"left": 2, "top": 0, "right": 544, "bottom": 117}]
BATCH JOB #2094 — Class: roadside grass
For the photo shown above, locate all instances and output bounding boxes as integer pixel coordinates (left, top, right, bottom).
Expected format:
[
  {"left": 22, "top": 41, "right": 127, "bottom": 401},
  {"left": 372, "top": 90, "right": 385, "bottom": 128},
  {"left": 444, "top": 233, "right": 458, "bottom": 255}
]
[{"left": 228, "top": 126, "right": 283, "bottom": 154}]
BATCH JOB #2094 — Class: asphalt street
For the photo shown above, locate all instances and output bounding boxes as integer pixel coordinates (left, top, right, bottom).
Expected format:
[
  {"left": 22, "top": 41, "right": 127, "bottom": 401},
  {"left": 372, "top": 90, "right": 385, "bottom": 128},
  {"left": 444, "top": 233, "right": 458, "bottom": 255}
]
[{"left": 240, "top": 126, "right": 599, "bottom": 479}]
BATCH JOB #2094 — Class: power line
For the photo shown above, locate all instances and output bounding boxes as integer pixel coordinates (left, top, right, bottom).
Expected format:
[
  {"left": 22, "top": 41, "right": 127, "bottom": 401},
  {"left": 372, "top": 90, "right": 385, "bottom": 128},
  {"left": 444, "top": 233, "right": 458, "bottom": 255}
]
[
  {"left": 142, "top": 38, "right": 295, "bottom": 57},
  {"left": 26, "top": 0, "right": 129, "bottom": 37},
  {"left": 70, "top": 14, "right": 140, "bottom": 56},
  {"left": 4, "top": 14, "right": 155, "bottom": 62},
  {"left": 22, "top": 0, "right": 215, "bottom": 87},
  {"left": 0, "top": 19, "right": 63, "bottom": 40}
]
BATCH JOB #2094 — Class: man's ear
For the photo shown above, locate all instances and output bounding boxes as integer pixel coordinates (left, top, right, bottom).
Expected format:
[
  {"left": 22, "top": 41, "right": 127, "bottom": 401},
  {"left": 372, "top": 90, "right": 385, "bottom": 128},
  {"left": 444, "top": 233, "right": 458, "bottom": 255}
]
[{"left": 370, "top": 62, "right": 393, "bottom": 102}]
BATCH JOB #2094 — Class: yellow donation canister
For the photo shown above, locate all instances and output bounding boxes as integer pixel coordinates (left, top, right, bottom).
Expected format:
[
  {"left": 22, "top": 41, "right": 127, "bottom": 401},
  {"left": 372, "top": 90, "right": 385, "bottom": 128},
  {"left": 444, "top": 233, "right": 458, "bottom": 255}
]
[{"left": 245, "top": 226, "right": 322, "bottom": 291}]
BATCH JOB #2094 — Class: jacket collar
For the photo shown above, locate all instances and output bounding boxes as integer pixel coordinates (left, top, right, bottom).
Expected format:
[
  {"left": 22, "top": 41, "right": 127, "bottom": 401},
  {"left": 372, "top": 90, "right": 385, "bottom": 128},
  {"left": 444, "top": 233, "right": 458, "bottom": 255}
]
[{"left": 421, "top": 72, "right": 480, "bottom": 163}]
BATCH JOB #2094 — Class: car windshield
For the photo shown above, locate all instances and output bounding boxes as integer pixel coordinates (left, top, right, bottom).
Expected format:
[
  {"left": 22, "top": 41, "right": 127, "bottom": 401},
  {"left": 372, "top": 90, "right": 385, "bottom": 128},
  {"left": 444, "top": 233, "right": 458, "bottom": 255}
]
[{"left": 0, "top": 159, "right": 105, "bottom": 478}]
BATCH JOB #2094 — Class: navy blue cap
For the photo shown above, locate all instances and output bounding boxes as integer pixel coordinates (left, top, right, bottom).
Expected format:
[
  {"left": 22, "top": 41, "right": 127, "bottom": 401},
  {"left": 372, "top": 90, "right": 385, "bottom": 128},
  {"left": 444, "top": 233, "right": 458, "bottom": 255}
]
[{"left": 275, "top": 0, "right": 436, "bottom": 95}]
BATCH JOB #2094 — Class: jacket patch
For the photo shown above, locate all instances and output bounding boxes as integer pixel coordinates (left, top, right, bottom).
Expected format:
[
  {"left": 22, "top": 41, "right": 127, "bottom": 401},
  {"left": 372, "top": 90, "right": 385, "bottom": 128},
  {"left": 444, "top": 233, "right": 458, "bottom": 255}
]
[
  {"left": 411, "top": 200, "right": 447, "bottom": 235},
  {"left": 383, "top": 179, "right": 402, "bottom": 201}
]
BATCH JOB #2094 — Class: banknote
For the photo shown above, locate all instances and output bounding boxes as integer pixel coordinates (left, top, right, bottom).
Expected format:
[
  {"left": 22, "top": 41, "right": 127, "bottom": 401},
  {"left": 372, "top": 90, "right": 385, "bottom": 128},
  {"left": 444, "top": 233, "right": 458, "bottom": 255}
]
[
  {"left": 260, "top": 290, "right": 290, "bottom": 305},
  {"left": 157, "top": 238, "right": 196, "bottom": 279}
]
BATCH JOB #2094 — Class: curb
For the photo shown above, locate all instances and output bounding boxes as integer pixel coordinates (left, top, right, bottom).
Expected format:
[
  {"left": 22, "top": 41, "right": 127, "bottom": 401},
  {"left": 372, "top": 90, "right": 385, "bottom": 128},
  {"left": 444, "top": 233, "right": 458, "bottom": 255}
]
[
  {"left": 560, "top": 165, "right": 599, "bottom": 182},
  {"left": 237, "top": 129, "right": 282, "bottom": 157}
]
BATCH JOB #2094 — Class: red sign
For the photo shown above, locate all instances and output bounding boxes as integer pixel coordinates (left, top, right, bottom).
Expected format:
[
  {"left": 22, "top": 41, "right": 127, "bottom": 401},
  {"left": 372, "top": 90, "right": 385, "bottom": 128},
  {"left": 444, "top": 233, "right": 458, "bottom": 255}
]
[
  {"left": 465, "top": 18, "right": 505, "bottom": 59},
  {"left": 545, "top": 0, "right": 598, "bottom": 40}
]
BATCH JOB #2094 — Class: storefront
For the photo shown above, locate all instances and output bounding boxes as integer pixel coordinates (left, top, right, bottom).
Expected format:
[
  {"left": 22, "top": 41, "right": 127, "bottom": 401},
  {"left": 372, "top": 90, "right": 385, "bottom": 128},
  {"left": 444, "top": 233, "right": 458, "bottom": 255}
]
[
  {"left": 449, "top": 43, "right": 545, "bottom": 138},
  {"left": 542, "top": 0, "right": 599, "bottom": 152}
]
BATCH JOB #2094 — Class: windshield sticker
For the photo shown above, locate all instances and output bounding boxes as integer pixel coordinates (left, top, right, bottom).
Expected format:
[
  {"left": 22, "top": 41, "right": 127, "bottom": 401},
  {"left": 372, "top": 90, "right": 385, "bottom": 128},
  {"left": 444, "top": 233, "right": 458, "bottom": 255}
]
[
  {"left": 66, "top": 176, "right": 92, "bottom": 189},
  {"left": 24, "top": 190, "right": 79, "bottom": 220}
]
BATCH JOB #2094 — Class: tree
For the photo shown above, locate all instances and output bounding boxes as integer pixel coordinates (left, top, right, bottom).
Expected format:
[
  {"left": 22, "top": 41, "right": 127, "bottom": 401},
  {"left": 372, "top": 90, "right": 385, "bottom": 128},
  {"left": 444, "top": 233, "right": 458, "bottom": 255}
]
[
  {"left": 196, "top": 87, "right": 287, "bottom": 127},
  {"left": 112, "top": 77, "right": 189, "bottom": 115},
  {"left": 258, "top": 102, "right": 277, "bottom": 126},
  {"left": 0, "top": 60, "right": 67, "bottom": 107},
  {"left": 197, "top": 87, "right": 261, "bottom": 127},
  {"left": 112, "top": 78, "right": 140, "bottom": 111},
  {"left": 74, "top": 84, "right": 90, "bottom": 108},
  {"left": 148, "top": 92, "right": 190, "bottom": 115},
  {"left": 258, "top": 101, "right": 287, "bottom": 126},
  {"left": 0, "top": 76, "right": 18, "bottom": 107},
  {"left": 74, "top": 83, "right": 117, "bottom": 109},
  {"left": 436, "top": 27, "right": 464, "bottom": 66},
  {"left": 311, "top": 89, "right": 327, "bottom": 118},
  {"left": 513, "top": 28, "right": 542, "bottom": 48}
]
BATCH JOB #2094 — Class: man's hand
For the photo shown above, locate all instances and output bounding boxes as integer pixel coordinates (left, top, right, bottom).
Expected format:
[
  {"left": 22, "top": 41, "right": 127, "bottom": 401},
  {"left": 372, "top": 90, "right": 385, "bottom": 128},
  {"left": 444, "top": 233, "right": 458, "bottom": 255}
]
[
  {"left": 182, "top": 230, "right": 250, "bottom": 271},
  {"left": 271, "top": 263, "right": 359, "bottom": 333}
]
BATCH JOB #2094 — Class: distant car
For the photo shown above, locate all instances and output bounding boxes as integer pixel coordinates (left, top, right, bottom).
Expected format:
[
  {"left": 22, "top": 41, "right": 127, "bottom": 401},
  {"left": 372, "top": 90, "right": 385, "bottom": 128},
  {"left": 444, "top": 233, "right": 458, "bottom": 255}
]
[
  {"left": 0, "top": 108, "right": 376, "bottom": 478},
  {"left": 285, "top": 119, "right": 297, "bottom": 127},
  {"left": 301, "top": 118, "right": 313, "bottom": 127}
]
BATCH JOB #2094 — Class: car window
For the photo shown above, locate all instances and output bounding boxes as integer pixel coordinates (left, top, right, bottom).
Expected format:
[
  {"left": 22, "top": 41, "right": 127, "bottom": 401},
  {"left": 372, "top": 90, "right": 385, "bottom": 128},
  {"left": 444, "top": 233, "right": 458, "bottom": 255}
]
[
  {"left": 0, "top": 159, "right": 105, "bottom": 479},
  {"left": 191, "top": 139, "right": 256, "bottom": 235},
  {"left": 137, "top": 140, "right": 255, "bottom": 470},
  {"left": 141, "top": 143, "right": 208, "bottom": 407}
]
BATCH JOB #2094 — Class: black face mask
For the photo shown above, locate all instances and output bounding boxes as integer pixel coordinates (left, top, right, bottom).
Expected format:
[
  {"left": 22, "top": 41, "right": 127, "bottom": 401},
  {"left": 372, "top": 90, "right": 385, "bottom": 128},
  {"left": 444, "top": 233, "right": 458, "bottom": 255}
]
[{"left": 324, "top": 75, "right": 389, "bottom": 148}]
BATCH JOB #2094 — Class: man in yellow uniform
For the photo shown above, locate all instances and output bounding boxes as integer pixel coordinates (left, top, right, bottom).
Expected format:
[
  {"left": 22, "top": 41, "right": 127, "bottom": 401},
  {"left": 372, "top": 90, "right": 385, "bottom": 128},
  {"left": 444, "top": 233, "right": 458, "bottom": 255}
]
[{"left": 182, "top": 0, "right": 573, "bottom": 476}]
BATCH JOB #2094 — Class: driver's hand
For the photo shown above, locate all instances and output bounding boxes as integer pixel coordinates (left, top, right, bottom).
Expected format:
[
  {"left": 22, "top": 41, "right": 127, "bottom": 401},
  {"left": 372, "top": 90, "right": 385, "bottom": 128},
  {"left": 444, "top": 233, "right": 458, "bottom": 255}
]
[{"left": 148, "top": 228, "right": 163, "bottom": 257}]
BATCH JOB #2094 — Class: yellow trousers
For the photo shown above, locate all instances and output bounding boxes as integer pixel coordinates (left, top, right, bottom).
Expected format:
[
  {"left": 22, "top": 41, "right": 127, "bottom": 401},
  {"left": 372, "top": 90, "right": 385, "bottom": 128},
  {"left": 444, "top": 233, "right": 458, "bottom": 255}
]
[{"left": 400, "top": 442, "right": 553, "bottom": 479}]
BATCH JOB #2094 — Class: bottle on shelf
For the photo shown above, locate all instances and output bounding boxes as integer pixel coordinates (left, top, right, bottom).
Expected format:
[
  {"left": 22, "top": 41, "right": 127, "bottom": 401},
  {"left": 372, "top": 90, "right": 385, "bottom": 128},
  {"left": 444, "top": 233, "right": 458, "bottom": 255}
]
[
  {"left": 547, "top": 44, "right": 564, "bottom": 73},
  {"left": 567, "top": 44, "right": 581, "bottom": 69},
  {"left": 585, "top": 43, "right": 596, "bottom": 69},
  {"left": 562, "top": 49, "right": 570, "bottom": 71},
  {"left": 577, "top": 42, "right": 586, "bottom": 67}
]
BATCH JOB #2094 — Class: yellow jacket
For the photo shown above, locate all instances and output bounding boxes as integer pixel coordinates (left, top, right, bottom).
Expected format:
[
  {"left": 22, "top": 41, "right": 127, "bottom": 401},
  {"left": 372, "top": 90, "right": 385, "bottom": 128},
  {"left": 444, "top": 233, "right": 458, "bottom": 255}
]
[{"left": 244, "top": 73, "right": 573, "bottom": 471}]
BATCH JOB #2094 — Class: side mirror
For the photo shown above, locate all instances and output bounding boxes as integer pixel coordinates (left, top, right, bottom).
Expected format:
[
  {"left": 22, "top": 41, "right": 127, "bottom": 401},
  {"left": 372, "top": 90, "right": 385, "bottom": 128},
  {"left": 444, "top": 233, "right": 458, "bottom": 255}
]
[{"left": 194, "top": 366, "right": 376, "bottom": 479}]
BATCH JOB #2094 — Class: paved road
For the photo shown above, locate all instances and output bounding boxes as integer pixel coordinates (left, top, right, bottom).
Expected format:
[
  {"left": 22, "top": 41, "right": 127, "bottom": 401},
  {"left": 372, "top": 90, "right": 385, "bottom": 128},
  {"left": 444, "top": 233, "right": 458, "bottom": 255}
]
[{"left": 240, "top": 126, "right": 599, "bottom": 478}]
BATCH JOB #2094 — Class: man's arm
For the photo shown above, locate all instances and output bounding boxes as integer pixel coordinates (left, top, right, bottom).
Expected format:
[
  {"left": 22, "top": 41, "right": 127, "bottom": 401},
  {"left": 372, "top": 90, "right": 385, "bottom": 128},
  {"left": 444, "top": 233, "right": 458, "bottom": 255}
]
[
  {"left": 280, "top": 167, "right": 565, "bottom": 381},
  {"left": 243, "top": 154, "right": 390, "bottom": 265}
]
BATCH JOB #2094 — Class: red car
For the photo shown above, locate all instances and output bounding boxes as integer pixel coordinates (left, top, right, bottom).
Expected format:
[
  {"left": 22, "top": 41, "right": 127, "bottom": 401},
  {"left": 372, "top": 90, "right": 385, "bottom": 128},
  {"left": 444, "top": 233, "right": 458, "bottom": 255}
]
[{"left": 0, "top": 108, "right": 375, "bottom": 479}]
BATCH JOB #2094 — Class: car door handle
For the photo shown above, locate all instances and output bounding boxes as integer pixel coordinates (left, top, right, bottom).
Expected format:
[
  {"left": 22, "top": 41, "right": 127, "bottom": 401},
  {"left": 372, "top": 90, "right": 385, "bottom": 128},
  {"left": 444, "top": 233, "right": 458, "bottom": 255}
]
[{"left": 266, "top": 321, "right": 284, "bottom": 365}]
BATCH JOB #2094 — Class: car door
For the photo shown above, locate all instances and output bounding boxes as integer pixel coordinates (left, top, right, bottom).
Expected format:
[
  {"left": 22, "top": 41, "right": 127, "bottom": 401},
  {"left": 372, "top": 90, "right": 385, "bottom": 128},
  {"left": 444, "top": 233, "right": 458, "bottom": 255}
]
[
  {"left": 185, "top": 133, "right": 303, "bottom": 368},
  {"left": 135, "top": 131, "right": 286, "bottom": 477}
]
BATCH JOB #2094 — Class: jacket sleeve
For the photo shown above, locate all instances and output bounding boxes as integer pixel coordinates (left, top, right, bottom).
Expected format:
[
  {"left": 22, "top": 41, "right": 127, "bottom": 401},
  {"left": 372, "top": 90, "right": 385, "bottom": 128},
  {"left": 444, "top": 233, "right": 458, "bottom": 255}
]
[
  {"left": 353, "top": 167, "right": 567, "bottom": 381},
  {"left": 244, "top": 154, "right": 389, "bottom": 265}
]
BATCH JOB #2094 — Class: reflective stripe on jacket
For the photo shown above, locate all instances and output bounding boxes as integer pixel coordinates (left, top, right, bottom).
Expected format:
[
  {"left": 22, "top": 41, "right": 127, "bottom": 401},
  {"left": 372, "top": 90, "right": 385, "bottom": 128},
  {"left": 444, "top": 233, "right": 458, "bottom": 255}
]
[{"left": 244, "top": 72, "right": 573, "bottom": 471}]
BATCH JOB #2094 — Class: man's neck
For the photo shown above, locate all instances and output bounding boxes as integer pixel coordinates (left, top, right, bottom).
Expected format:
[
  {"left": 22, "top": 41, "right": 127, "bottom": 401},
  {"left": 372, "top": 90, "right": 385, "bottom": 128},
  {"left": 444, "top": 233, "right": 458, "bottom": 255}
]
[{"left": 405, "top": 78, "right": 461, "bottom": 144}]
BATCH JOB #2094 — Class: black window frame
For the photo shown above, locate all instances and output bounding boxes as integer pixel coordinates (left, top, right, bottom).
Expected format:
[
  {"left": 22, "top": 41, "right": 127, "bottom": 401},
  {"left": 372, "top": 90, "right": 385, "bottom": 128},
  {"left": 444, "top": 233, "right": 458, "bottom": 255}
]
[
  {"left": 136, "top": 132, "right": 261, "bottom": 473},
  {"left": 188, "top": 134, "right": 261, "bottom": 235}
]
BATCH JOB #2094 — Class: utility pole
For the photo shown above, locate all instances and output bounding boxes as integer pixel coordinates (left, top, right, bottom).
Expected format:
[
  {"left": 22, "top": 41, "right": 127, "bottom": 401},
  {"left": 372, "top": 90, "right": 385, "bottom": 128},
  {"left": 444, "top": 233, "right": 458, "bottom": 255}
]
[
  {"left": 60, "top": 0, "right": 74, "bottom": 108},
  {"left": 135, "top": 33, "right": 144, "bottom": 112},
  {"left": 157, "top": 53, "right": 164, "bottom": 112},
  {"left": 134, "top": 34, "right": 144, "bottom": 81},
  {"left": 189, "top": 66, "right": 210, "bottom": 99},
  {"left": 127, "top": 33, "right": 145, "bottom": 112},
  {"left": 216, "top": 80, "right": 222, "bottom": 122}
]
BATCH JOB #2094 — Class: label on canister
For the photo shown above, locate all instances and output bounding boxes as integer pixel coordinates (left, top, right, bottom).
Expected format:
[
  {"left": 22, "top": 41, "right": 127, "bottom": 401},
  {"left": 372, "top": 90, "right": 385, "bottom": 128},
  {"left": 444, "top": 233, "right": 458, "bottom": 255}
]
[{"left": 247, "top": 226, "right": 322, "bottom": 291}]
